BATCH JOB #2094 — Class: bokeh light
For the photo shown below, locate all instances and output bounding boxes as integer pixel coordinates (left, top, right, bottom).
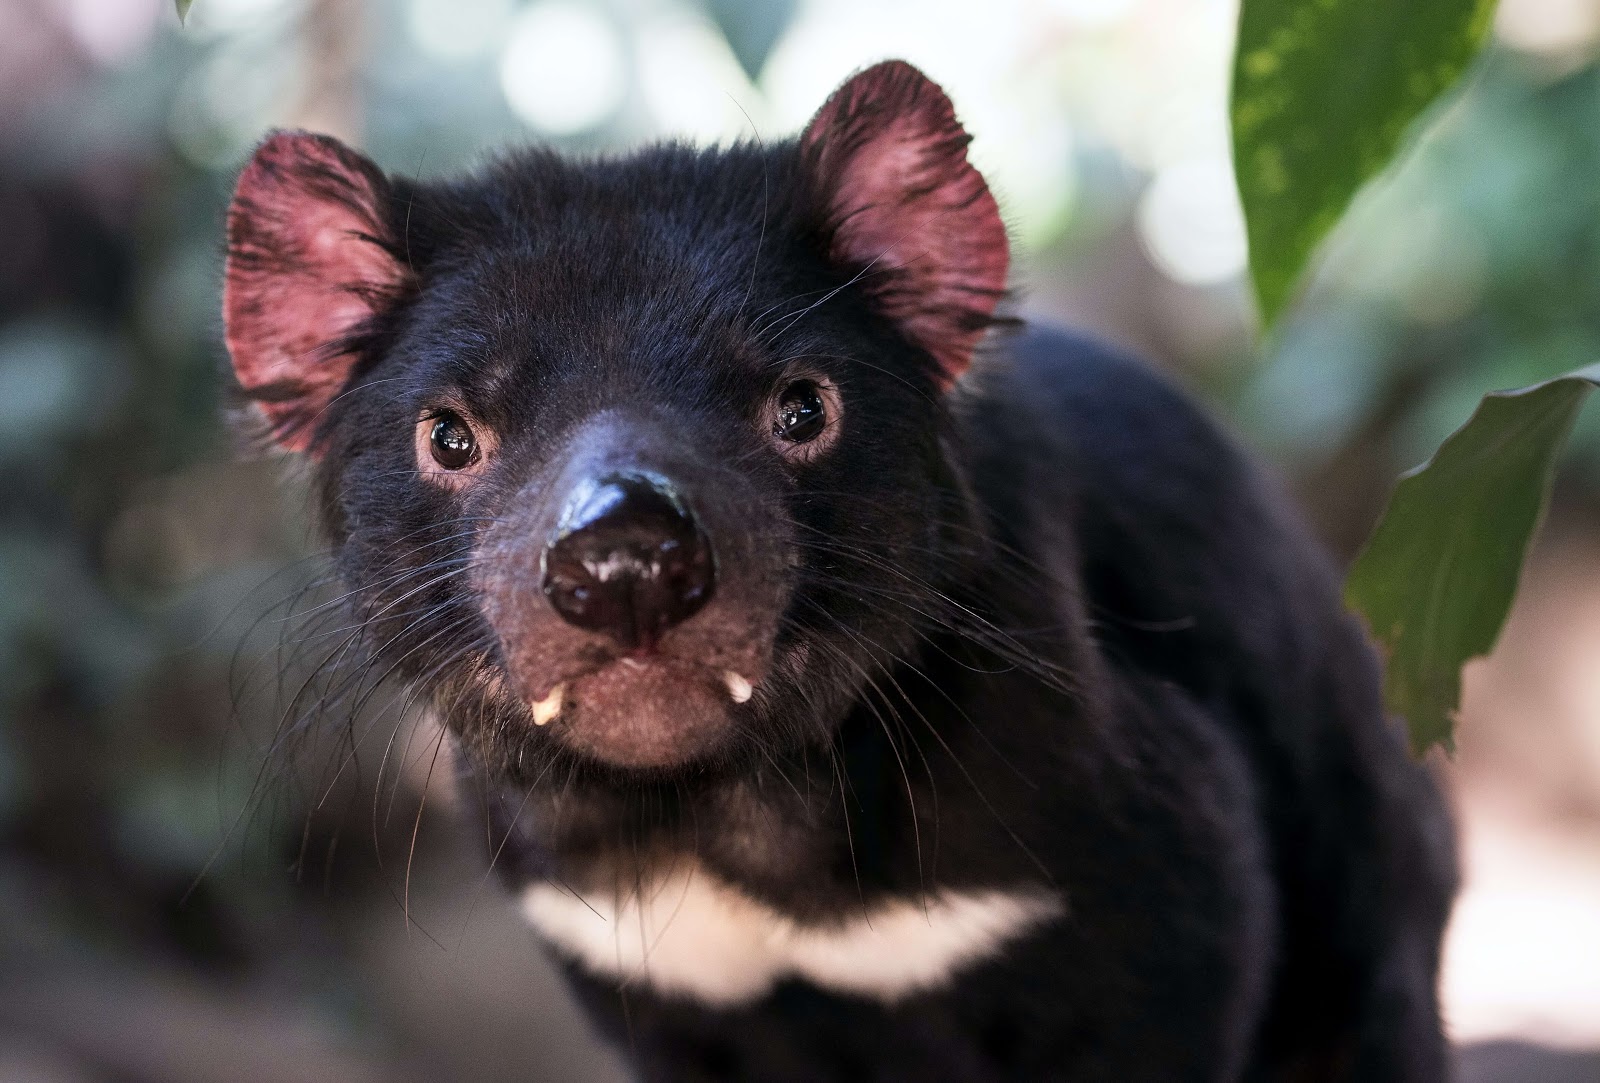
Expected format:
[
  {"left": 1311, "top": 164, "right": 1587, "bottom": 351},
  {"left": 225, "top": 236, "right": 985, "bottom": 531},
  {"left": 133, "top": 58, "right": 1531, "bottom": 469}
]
[
  {"left": 182, "top": 0, "right": 298, "bottom": 37},
  {"left": 636, "top": 10, "right": 763, "bottom": 143},
  {"left": 406, "top": 0, "right": 514, "bottom": 62},
  {"left": 63, "top": 0, "right": 162, "bottom": 65},
  {"left": 1137, "top": 157, "right": 1249, "bottom": 285},
  {"left": 500, "top": 1, "right": 628, "bottom": 135}
]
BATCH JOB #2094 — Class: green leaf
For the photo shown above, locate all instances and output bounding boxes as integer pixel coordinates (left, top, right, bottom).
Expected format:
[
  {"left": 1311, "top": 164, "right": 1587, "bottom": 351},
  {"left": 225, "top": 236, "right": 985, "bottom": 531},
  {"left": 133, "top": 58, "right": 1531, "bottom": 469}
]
[
  {"left": 175, "top": 0, "right": 192, "bottom": 23},
  {"left": 1231, "top": 0, "right": 1497, "bottom": 326},
  {"left": 1346, "top": 364, "right": 1600, "bottom": 754}
]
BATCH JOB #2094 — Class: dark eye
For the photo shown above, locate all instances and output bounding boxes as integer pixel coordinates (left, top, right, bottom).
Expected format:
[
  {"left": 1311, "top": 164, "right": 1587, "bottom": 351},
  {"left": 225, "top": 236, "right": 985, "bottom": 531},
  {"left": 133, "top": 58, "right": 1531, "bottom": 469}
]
[
  {"left": 429, "top": 411, "right": 477, "bottom": 470},
  {"left": 774, "top": 381, "right": 827, "bottom": 444}
]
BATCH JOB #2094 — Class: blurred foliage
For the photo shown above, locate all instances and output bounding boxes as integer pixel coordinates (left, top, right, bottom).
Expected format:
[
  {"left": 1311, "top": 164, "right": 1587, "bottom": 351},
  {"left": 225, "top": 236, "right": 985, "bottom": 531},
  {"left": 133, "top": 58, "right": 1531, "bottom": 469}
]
[
  {"left": 1239, "top": 34, "right": 1600, "bottom": 753},
  {"left": 1232, "top": 0, "right": 1497, "bottom": 327},
  {"left": 1240, "top": 50, "right": 1600, "bottom": 475},
  {"left": 1346, "top": 366, "right": 1600, "bottom": 754}
]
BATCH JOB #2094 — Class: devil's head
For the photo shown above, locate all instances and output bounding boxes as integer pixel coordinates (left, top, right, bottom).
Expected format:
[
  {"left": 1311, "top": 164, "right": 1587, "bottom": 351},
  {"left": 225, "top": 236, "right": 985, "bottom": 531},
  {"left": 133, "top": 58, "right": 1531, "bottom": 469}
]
[{"left": 224, "top": 62, "right": 1009, "bottom": 782}]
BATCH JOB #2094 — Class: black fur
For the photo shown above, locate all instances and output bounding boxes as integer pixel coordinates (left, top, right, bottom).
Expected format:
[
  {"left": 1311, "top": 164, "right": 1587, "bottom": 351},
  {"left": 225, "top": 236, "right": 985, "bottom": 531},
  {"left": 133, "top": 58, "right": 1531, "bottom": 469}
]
[{"left": 247, "top": 129, "right": 1456, "bottom": 1080}]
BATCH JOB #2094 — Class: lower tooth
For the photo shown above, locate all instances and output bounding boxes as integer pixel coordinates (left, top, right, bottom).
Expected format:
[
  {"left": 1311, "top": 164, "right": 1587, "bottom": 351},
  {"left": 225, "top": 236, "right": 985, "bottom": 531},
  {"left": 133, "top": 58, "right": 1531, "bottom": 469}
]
[
  {"left": 532, "top": 683, "right": 565, "bottom": 726},
  {"left": 724, "top": 672, "right": 753, "bottom": 703}
]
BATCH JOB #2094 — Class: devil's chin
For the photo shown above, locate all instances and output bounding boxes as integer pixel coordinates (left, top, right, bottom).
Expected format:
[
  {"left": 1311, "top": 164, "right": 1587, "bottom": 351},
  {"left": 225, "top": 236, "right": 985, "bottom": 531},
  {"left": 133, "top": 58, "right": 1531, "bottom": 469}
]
[{"left": 538, "top": 662, "right": 739, "bottom": 769}]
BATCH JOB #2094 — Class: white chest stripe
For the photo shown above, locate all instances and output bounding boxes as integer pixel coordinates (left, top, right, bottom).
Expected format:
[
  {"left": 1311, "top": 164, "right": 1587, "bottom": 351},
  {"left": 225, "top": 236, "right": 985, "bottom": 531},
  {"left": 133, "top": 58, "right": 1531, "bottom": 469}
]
[{"left": 521, "top": 862, "right": 1063, "bottom": 1006}]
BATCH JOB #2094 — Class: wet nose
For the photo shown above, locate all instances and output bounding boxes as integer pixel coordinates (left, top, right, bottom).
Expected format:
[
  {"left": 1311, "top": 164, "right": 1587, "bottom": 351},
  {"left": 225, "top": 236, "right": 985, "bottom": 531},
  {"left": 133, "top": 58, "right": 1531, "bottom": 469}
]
[{"left": 540, "top": 472, "right": 715, "bottom": 651}]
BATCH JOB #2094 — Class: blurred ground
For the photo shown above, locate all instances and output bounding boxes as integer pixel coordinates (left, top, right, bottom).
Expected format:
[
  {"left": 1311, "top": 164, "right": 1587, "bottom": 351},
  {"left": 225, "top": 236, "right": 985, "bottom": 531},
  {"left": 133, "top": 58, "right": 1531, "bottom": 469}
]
[
  {"left": 1, "top": 0, "right": 1598, "bottom": 1079},
  {"left": 1442, "top": 515, "right": 1600, "bottom": 1058}
]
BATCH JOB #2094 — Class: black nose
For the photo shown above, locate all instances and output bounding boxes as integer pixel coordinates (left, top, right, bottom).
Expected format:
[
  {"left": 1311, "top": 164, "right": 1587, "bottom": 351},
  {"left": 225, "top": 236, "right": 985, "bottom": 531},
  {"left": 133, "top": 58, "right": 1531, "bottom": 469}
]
[{"left": 540, "top": 472, "right": 715, "bottom": 651}]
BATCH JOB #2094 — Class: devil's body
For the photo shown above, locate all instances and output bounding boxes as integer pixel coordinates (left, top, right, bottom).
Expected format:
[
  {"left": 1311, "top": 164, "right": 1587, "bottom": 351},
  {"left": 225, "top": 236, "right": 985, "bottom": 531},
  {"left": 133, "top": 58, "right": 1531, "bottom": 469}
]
[
  {"left": 221, "top": 61, "right": 1455, "bottom": 1082},
  {"left": 481, "top": 328, "right": 1455, "bottom": 1081}
]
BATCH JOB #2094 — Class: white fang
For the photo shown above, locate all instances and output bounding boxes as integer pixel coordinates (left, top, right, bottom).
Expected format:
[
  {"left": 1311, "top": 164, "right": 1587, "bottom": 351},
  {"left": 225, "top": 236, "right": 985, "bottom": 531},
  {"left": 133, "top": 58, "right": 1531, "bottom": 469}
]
[
  {"left": 531, "top": 683, "right": 564, "bottom": 726},
  {"left": 521, "top": 861, "right": 1061, "bottom": 1006},
  {"left": 723, "top": 671, "right": 753, "bottom": 703}
]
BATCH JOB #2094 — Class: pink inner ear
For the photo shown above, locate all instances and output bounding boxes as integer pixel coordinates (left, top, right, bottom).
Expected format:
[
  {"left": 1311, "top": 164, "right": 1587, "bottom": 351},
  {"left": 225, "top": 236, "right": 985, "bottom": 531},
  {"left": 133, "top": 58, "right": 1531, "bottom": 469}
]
[
  {"left": 802, "top": 61, "right": 1009, "bottom": 387},
  {"left": 224, "top": 132, "right": 407, "bottom": 452}
]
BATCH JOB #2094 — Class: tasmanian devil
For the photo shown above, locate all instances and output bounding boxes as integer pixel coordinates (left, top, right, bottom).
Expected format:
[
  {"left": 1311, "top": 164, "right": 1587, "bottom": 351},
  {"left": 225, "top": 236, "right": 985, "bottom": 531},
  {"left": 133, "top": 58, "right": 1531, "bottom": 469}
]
[{"left": 221, "top": 60, "right": 1456, "bottom": 1081}]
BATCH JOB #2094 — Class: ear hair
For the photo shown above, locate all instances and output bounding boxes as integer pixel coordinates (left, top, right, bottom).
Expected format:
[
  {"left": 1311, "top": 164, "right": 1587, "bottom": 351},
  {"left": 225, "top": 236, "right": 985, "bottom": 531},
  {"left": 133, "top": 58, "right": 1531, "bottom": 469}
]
[
  {"left": 223, "top": 131, "right": 412, "bottom": 453},
  {"left": 801, "top": 61, "right": 1010, "bottom": 388}
]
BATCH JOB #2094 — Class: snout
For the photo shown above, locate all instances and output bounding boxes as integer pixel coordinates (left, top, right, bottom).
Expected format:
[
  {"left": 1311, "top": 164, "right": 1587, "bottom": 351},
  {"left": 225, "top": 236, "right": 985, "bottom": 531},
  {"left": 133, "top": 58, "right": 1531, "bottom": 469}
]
[
  {"left": 475, "top": 413, "right": 787, "bottom": 769},
  {"left": 541, "top": 472, "right": 715, "bottom": 652}
]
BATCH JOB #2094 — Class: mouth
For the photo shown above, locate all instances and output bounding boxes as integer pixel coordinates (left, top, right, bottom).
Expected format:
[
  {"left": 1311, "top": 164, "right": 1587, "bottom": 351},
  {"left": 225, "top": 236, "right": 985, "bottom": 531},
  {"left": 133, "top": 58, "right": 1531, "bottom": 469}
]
[
  {"left": 530, "top": 659, "right": 756, "bottom": 726},
  {"left": 521, "top": 655, "right": 759, "bottom": 768}
]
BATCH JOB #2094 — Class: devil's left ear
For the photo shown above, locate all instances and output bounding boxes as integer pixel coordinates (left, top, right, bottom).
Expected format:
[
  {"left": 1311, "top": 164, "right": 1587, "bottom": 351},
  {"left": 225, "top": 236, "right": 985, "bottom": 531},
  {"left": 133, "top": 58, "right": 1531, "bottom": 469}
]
[
  {"left": 800, "top": 61, "right": 1009, "bottom": 388},
  {"left": 223, "top": 131, "right": 411, "bottom": 453}
]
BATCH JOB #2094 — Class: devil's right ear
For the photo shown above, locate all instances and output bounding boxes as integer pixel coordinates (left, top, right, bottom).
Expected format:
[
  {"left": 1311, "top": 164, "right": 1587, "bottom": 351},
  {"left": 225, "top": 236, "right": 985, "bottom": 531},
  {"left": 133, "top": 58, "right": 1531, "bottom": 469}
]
[{"left": 223, "top": 131, "right": 410, "bottom": 453}]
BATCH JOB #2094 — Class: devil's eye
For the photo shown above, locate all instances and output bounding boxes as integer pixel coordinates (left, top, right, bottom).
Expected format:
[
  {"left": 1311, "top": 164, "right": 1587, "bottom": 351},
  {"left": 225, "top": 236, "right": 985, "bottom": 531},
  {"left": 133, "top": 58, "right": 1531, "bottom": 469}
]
[
  {"left": 774, "top": 381, "right": 827, "bottom": 444},
  {"left": 429, "top": 411, "right": 477, "bottom": 469}
]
